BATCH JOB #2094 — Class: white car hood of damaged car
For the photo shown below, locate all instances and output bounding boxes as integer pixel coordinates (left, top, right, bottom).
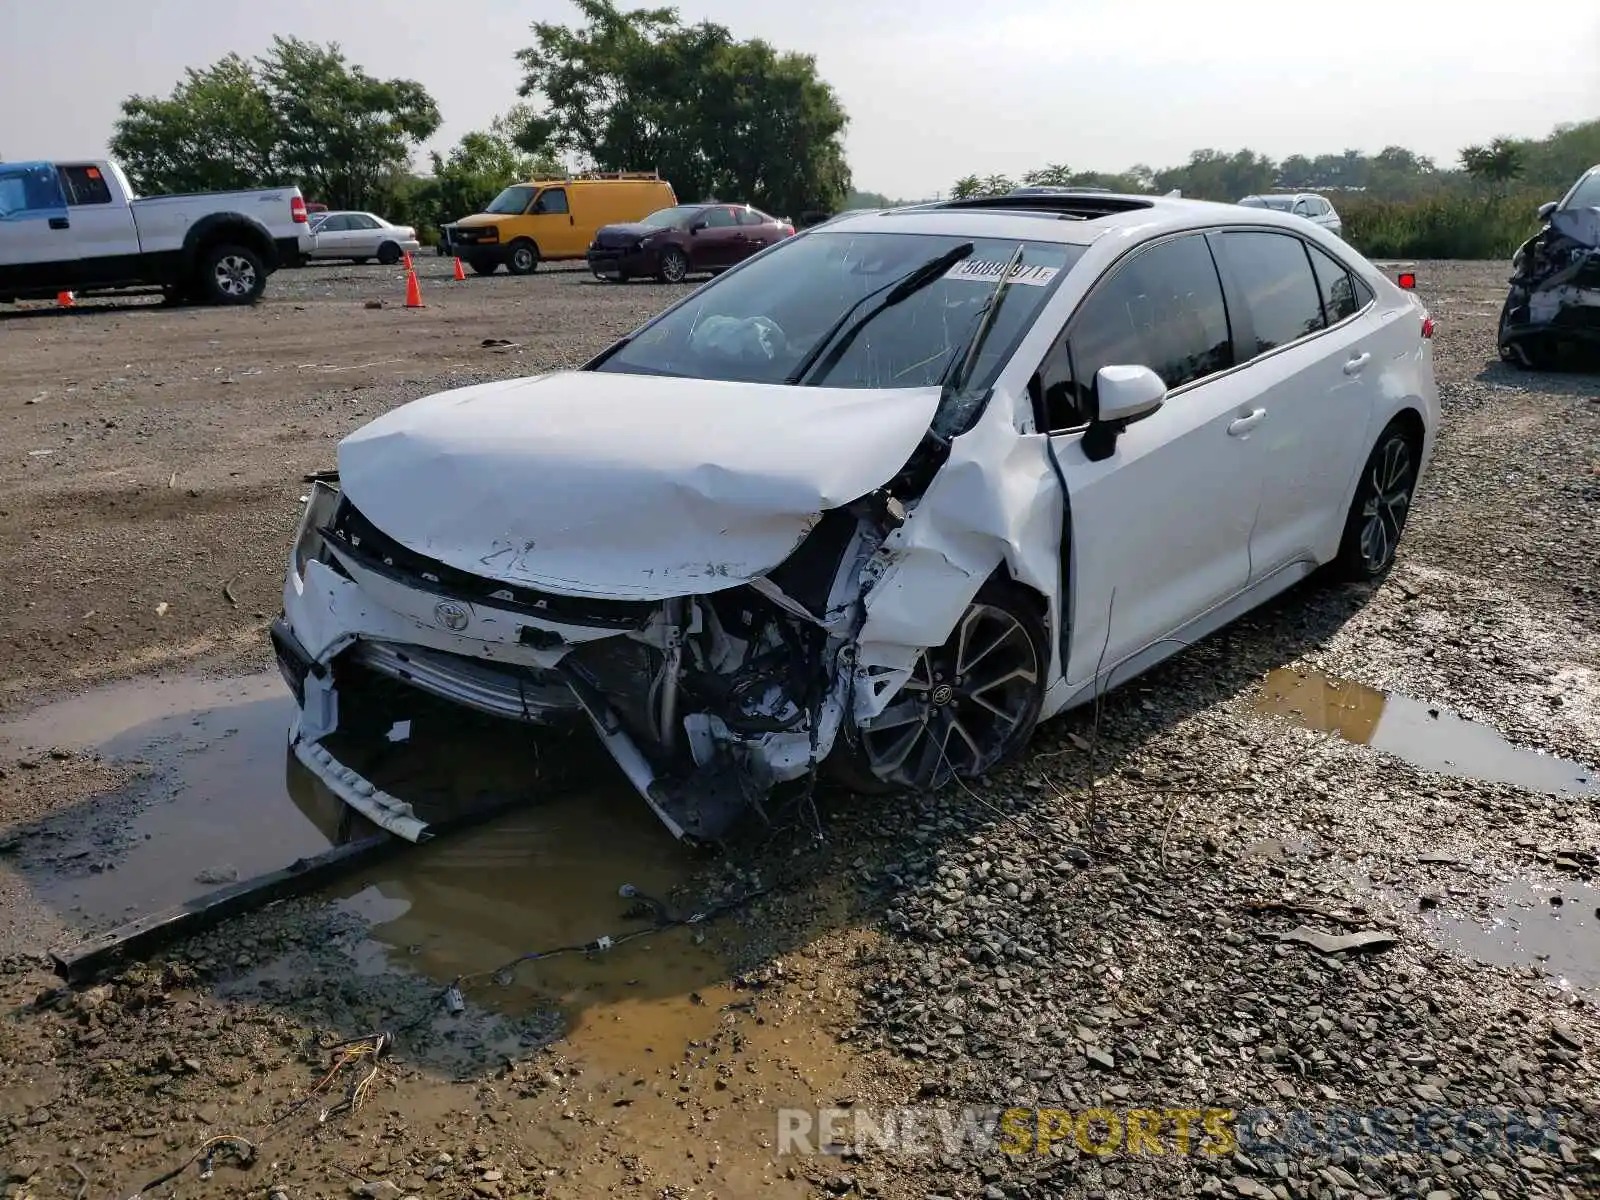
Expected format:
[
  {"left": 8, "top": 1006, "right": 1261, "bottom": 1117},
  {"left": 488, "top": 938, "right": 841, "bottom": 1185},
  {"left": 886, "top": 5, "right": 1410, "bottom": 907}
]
[{"left": 336, "top": 369, "right": 943, "bottom": 601}]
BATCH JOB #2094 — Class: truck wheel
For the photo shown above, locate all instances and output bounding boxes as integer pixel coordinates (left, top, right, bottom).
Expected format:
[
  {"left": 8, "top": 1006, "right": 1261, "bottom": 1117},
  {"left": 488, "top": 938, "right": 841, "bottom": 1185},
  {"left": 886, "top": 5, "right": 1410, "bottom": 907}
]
[
  {"left": 377, "top": 242, "right": 401, "bottom": 265},
  {"left": 506, "top": 240, "right": 540, "bottom": 275},
  {"left": 200, "top": 243, "right": 267, "bottom": 305}
]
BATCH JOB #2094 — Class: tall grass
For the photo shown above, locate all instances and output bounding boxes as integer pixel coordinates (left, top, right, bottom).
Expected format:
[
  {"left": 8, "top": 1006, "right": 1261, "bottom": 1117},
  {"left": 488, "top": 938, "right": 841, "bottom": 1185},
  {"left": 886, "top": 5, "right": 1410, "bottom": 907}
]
[{"left": 1339, "top": 192, "right": 1547, "bottom": 260}]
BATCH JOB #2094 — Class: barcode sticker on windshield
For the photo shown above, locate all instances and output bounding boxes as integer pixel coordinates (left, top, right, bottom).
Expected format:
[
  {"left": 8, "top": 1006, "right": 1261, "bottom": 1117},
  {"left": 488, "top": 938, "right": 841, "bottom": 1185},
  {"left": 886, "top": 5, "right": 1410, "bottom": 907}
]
[{"left": 944, "top": 260, "right": 1059, "bottom": 286}]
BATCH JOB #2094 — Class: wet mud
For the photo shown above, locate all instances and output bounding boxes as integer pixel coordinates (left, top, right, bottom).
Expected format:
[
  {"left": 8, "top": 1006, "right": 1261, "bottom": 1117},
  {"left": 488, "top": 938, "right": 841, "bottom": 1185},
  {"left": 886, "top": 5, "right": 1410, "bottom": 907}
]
[
  {"left": 1255, "top": 665, "right": 1597, "bottom": 794},
  {"left": 0, "top": 667, "right": 862, "bottom": 1197}
]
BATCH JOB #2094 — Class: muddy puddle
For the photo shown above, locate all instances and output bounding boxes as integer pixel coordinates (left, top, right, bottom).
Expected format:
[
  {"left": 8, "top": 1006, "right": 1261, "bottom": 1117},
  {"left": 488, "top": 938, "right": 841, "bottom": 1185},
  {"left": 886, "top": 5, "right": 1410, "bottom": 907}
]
[
  {"left": 0, "top": 671, "right": 328, "bottom": 921},
  {"left": 1255, "top": 666, "right": 1597, "bottom": 794},
  {"left": 0, "top": 668, "right": 857, "bottom": 1196},
  {"left": 1425, "top": 876, "right": 1600, "bottom": 995}
]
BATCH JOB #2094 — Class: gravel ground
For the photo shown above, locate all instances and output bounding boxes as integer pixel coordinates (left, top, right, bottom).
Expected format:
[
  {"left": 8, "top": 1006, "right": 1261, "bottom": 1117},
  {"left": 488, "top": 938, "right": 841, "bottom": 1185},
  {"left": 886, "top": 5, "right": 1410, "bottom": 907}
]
[{"left": 0, "top": 259, "right": 1596, "bottom": 1200}]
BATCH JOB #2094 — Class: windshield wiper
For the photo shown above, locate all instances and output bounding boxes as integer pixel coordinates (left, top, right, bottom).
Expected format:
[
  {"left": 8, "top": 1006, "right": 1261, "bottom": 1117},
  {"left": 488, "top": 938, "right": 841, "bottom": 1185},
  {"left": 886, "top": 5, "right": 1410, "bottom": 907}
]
[
  {"left": 785, "top": 242, "right": 975, "bottom": 385},
  {"left": 940, "top": 241, "right": 1026, "bottom": 396}
]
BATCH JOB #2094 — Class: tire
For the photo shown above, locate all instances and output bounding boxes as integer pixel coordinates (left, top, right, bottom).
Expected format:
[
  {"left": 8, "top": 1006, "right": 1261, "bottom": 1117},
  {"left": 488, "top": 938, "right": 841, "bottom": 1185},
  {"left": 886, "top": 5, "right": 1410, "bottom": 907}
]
[
  {"left": 376, "top": 242, "right": 401, "bottom": 266},
  {"left": 469, "top": 259, "right": 498, "bottom": 277},
  {"left": 828, "top": 578, "right": 1048, "bottom": 795},
  {"left": 656, "top": 247, "right": 688, "bottom": 284},
  {"left": 506, "top": 240, "right": 540, "bottom": 275},
  {"left": 1329, "top": 419, "right": 1421, "bottom": 582},
  {"left": 198, "top": 243, "right": 267, "bottom": 305}
]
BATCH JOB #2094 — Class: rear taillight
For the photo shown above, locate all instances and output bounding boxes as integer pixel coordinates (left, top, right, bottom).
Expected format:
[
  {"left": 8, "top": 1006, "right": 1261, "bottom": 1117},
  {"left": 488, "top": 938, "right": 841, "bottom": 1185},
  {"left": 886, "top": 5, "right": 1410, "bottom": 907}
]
[
  {"left": 291, "top": 196, "right": 308, "bottom": 224},
  {"left": 781, "top": 224, "right": 795, "bottom": 237},
  {"left": 1421, "top": 314, "right": 1435, "bottom": 339}
]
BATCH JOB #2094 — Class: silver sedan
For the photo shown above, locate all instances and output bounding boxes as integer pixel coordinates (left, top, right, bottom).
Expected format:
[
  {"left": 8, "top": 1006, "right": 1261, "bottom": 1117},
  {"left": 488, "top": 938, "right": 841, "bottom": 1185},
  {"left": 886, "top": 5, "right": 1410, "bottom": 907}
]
[{"left": 307, "top": 212, "right": 421, "bottom": 265}]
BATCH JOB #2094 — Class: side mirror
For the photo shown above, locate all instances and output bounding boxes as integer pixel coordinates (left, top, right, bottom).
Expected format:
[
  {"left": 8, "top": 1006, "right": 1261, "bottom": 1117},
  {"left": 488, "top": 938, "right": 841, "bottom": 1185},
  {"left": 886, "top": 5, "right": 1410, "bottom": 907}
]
[
  {"left": 1095, "top": 364, "right": 1167, "bottom": 423},
  {"left": 1537, "top": 201, "right": 1558, "bottom": 222},
  {"left": 689, "top": 221, "right": 706, "bottom": 234},
  {"left": 1082, "top": 365, "right": 1166, "bottom": 461}
]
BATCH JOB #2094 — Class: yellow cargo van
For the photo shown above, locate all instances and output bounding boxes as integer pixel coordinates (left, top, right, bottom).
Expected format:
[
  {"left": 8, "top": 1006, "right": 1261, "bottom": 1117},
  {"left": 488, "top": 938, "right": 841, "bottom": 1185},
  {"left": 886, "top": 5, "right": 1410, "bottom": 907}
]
[{"left": 442, "top": 172, "right": 677, "bottom": 275}]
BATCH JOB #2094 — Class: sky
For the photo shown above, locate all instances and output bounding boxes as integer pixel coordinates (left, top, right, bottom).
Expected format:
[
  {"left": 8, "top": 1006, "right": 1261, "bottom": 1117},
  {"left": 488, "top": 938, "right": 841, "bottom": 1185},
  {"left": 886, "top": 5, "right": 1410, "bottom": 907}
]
[{"left": 3, "top": 0, "right": 1596, "bottom": 200}]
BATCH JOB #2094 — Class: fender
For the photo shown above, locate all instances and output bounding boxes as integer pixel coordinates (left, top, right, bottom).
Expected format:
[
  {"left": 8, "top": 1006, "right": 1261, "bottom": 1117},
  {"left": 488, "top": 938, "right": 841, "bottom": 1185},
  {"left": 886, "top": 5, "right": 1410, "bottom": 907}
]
[{"left": 182, "top": 212, "right": 278, "bottom": 271}]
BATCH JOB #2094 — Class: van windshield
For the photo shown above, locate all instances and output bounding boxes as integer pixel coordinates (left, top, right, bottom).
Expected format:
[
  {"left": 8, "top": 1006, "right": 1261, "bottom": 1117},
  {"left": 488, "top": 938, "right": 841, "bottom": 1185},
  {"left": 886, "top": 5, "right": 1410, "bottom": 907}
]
[{"left": 484, "top": 186, "right": 535, "bottom": 215}]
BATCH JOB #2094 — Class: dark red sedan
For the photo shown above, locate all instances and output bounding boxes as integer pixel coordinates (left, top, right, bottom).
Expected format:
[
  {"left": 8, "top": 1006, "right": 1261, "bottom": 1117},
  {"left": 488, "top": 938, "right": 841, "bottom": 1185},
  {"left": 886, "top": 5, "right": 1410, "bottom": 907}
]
[{"left": 586, "top": 203, "right": 795, "bottom": 283}]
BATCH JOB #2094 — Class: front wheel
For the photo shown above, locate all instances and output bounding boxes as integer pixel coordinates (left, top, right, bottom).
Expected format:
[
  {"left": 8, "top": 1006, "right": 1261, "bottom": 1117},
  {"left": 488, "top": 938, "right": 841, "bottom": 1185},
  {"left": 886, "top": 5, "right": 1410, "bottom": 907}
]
[
  {"left": 506, "top": 240, "right": 540, "bottom": 275},
  {"left": 829, "top": 580, "right": 1047, "bottom": 795},
  {"left": 198, "top": 243, "right": 267, "bottom": 305},
  {"left": 1330, "top": 420, "right": 1420, "bottom": 582},
  {"left": 657, "top": 247, "right": 688, "bottom": 284}
]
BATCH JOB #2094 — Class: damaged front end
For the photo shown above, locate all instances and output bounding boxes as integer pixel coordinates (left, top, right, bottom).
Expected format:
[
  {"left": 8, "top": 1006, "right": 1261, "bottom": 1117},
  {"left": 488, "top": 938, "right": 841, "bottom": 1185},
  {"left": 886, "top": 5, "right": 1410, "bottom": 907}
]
[
  {"left": 274, "top": 479, "right": 907, "bottom": 844},
  {"left": 1499, "top": 204, "right": 1600, "bottom": 369},
  {"left": 271, "top": 371, "right": 955, "bottom": 846}
]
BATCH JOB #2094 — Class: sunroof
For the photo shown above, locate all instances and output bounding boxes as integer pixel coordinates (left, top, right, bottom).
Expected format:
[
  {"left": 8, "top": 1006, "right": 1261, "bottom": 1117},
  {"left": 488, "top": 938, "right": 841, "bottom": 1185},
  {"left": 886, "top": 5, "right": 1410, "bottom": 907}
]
[{"left": 929, "top": 193, "right": 1155, "bottom": 219}]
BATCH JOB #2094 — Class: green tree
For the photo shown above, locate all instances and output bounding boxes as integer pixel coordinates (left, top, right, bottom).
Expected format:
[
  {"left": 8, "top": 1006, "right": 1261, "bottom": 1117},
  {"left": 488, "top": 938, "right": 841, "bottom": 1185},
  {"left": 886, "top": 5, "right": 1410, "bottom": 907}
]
[
  {"left": 1022, "top": 163, "right": 1073, "bottom": 188},
  {"left": 110, "top": 38, "right": 440, "bottom": 210},
  {"left": 258, "top": 37, "right": 440, "bottom": 209},
  {"left": 950, "top": 174, "right": 983, "bottom": 200},
  {"left": 515, "top": 0, "right": 850, "bottom": 220},
  {"left": 111, "top": 54, "right": 279, "bottom": 194}
]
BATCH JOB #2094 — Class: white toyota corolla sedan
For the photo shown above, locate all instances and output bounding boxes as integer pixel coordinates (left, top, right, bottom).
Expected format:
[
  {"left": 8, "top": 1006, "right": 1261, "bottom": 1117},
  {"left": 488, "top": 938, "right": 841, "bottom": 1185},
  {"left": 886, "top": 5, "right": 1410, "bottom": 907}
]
[{"left": 272, "top": 192, "right": 1438, "bottom": 844}]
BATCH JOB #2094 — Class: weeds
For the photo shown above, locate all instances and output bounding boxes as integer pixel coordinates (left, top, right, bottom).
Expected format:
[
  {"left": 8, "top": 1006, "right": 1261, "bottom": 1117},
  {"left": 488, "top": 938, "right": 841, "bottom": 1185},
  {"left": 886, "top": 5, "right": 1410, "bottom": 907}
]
[{"left": 1340, "top": 192, "right": 1547, "bottom": 260}]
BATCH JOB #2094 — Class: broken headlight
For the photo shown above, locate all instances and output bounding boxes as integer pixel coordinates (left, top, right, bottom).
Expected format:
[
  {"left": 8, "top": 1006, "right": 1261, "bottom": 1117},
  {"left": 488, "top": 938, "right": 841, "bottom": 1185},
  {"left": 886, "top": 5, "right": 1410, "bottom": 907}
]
[{"left": 292, "top": 479, "right": 341, "bottom": 578}]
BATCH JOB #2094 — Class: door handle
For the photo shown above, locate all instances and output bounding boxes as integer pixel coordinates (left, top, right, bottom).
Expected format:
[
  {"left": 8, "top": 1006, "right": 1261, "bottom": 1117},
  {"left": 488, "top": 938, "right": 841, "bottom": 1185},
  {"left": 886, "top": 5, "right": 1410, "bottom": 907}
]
[
  {"left": 49, "top": 216, "right": 70, "bottom": 230},
  {"left": 1227, "top": 408, "right": 1267, "bottom": 437},
  {"left": 1343, "top": 351, "right": 1371, "bottom": 375}
]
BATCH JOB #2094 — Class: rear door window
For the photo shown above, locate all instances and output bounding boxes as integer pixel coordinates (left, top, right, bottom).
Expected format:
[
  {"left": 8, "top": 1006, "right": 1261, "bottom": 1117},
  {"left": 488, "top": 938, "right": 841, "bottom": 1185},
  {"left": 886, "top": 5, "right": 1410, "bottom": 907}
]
[
  {"left": 1031, "top": 232, "right": 1232, "bottom": 432},
  {"left": 737, "top": 208, "right": 771, "bottom": 226},
  {"left": 1215, "top": 230, "right": 1327, "bottom": 355},
  {"left": 1307, "top": 242, "right": 1362, "bottom": 324},
  {"left": 702, "top": 207, "right": 738, "bottom": 228},
  {"left": 57, "top": 165, "right": 113, "bottom": 205}
]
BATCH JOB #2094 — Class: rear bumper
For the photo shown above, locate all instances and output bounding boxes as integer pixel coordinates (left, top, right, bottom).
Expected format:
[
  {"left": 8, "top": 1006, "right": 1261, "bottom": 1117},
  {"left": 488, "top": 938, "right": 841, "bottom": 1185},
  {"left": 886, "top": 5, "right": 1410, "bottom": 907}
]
[{"left": 275, "top": 235, "right": 309, "bottom": 269}]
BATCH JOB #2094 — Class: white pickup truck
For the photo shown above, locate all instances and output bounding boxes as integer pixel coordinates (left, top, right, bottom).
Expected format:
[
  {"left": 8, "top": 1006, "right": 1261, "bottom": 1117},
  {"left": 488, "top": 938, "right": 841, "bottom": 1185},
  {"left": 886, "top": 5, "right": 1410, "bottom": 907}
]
[{"left": 0, "top": 159, "right": 313, "bottom": 306}]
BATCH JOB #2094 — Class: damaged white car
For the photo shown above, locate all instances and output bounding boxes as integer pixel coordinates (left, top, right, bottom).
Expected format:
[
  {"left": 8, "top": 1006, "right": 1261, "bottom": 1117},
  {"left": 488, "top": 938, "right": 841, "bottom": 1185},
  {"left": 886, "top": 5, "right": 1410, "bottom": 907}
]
[
  {"left": 273, "top": 192, "right": 1439, "bottom": 844},
  {"left": 1499, "top": 164, "right": 1600, "bottom": 369}
]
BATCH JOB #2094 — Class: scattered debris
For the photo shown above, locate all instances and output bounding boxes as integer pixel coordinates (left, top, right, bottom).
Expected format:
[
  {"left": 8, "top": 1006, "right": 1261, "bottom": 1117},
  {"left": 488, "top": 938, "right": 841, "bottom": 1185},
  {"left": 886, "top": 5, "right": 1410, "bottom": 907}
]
[{"left": 1274, "top": 926, "right": 1400, "bottom": 954}]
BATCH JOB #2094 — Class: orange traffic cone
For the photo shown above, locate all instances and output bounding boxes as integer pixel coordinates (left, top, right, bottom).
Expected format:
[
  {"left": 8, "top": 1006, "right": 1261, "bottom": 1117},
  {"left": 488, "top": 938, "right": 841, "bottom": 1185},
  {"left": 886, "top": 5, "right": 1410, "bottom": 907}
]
[
  {"left": 452, "top": 256, "right": 466, "bottom": 282},
  {"left": 404, "top": 269, "right": 424, "bottom": 308},
  {"left": 402, "top": 250, "right": 414, "bottom": 271},
  {"left": 56, "top": 291, "right": 75, "bottom": 308}
]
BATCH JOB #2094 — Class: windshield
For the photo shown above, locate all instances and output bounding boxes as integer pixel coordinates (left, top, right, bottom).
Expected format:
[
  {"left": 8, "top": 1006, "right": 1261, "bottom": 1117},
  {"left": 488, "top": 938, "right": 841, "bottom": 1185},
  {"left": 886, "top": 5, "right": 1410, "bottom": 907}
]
[
  {"left": 1239, "top": 195, "right": 1295, "bottom": 211},
  {"left": 592, "top": 231, "right": 1083, "bottom": 390},
  {"left": 640, "top": 205, "right": 703, "bottom": 228},
  {"left": 484, "top": 185, "right": 535, "bottom": 215},
  {"left": 1562, "top": 169, "right": 1600, "bottom": 211}
]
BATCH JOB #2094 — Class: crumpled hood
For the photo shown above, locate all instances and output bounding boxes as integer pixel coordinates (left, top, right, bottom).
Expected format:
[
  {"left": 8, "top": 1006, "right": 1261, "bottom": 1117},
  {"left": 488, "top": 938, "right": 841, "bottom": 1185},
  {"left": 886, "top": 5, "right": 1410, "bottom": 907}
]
[
  {"left": 337, "top": 370, "right": 941, "bottom": 600},
  {"left": 596, "top": 222, "right": 660, "bottom": 243}
]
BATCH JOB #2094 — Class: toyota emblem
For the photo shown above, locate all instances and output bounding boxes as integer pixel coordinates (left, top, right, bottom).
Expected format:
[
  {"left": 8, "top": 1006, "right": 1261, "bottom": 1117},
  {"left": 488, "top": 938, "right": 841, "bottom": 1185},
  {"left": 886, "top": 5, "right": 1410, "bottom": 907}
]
[{"left": 433, "top": 600, "right": 469, "bottom": 632}]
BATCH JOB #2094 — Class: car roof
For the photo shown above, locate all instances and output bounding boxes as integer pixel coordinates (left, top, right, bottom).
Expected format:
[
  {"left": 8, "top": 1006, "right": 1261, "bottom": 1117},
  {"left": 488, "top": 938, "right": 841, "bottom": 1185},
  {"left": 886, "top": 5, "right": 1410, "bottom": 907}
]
[{"left": 811, "top": 192, "right": 1333, "bottom": 247}]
